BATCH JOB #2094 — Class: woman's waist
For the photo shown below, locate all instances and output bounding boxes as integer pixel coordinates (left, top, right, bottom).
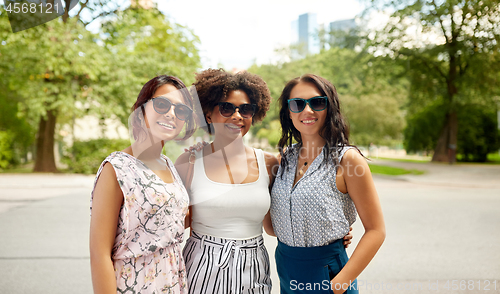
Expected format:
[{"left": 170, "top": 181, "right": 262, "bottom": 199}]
[
  {"left": 191, "top": 221, "right": 264, "bottom": 240},
  {"left": 112, "top": 240, "right": 182, "bottom": 260},
  {"left": 189, "top": 230, "right": 264, "bottom": 248},
  {"left": 276, "top": 238, "right": 345, "bottom": 259}
]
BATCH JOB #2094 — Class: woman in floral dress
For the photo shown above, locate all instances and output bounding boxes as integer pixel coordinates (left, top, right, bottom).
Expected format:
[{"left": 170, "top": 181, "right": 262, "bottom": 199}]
[{"left": 90, "top": 75, "right": 197, "bottom": 293}]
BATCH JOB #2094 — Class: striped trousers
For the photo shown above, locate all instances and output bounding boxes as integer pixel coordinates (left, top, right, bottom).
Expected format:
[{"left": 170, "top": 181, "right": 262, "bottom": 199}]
[{"left": 183, "top": 231, "right": 272, "bottom": 294}]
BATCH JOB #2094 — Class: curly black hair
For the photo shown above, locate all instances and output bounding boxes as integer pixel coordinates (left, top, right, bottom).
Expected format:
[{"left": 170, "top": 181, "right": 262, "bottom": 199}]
[{"left": 193, "top": 68, "right": 271, "bottom": 134}]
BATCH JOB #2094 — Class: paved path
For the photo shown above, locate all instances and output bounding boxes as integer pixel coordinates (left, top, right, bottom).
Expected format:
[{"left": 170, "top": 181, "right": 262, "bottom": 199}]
[{"left": 0, "top": 163, "right": 499, "bottom": 294}]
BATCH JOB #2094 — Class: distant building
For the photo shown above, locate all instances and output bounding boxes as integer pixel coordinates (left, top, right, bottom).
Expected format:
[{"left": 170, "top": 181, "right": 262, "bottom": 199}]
[
  {"left": 329, "top": 19, "right": 357, "bottom": 48},
  {"left": 329, "top": 19, "right": 356, "bottom": 32},
  {"left": 291, "top": 13, "right": 320, "bottom": 55}
]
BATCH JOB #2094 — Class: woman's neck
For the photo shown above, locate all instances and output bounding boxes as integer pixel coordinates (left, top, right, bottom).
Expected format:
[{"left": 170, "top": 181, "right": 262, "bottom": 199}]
[
  {"left": 131, "top": 140, "right": 164, "bottom": 162},
  {"left": 212, "top": 135, "right": 247, "bottom": 158},
  {"left": 298, "top": 135, "right": 325, "bottom": 160}
]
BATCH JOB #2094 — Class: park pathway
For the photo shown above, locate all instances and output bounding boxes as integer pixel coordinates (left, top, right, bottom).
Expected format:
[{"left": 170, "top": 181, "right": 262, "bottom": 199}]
[{"left": 0, "top": 162, "right": 499, "bottom": 293}]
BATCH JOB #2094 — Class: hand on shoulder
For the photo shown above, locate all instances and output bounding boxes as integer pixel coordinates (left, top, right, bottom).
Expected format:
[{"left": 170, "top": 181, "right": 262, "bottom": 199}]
[{"left": 174, "top": 152, "right": 193, "bottom": 183}]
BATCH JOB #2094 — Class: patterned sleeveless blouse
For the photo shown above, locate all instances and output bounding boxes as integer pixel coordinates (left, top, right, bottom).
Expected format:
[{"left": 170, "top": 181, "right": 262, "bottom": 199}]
[
  {"left": 270, "top": 145, "right": 357, "bottom": 247},
  {"left": 91, "top": 151, "right": 189, "bottom": 293}
]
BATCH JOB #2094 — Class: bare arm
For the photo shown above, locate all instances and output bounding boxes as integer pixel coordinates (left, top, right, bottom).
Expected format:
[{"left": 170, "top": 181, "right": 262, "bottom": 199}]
[
  {"left": 175, "top": 152, "right": 192, "bottom": 229},
  {"left": 331, "top": 149, "right": 386, "bottom": 293},
  {"left": 89, "top": 163, "right": 123, "bottom": 294},
  {"left": 263, "top": 151, "right": 279, "bottom": 237}
]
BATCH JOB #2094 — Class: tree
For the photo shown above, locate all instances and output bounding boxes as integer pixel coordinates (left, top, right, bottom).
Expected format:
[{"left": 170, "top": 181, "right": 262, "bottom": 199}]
[
  {"left": 0, "top": 2, "right": 200, "bottom": 172},
  {"left": 364, "top": 0, "right": 500, "bottom": 161},
  {"left": 1, "top": 0, "right": 122, "bottom": 172},
  {"left": 1, "top": 10, "right": 117, "bottom": 172},
  {"left": 101, "top": 7, "right": 200, "bottom": 88}
]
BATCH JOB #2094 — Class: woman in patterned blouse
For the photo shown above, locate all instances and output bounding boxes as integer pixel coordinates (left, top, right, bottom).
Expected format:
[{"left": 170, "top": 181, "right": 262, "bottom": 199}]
[
  {"left": 270, "top": 74, "right": 386, "bottom": 294},
  {"left": 90, "top": 75, "right": 196, "bottom": 293}
]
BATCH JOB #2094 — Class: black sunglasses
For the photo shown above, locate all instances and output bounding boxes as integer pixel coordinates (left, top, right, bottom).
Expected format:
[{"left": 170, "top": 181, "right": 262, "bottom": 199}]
[
  {"left": 152, "top": 97, "right": 193, "bottom": 121},
  {"left": 287, "top": 96, "right": 328, "bottom": 113},
  {"left": 218, "top": 102, "right": 257, "bottom": 119}
]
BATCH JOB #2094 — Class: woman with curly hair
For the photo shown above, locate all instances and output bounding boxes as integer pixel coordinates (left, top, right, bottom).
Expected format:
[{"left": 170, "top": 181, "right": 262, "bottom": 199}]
[
  {"left": 271, "top": 74, "right": 385, "bottom": 293},
  {"left": 175, "top": 68, "right": 278, "bottom": 294}
]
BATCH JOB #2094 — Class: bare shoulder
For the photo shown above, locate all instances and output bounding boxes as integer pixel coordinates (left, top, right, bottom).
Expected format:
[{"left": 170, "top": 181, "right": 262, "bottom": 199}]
[
  {"left": 93, "top": 162, "right": 122, "bottom": 204},
  {"left": 263, "top": 151, "right": 279, "bottom": 167},
  {"left": 175, "top": 151, "right": 191, "bottom": 166},
  {"left": 97, "top": 162, "right": 118, "bottom": 183},
  {"left": 339, "top": 148, "right": 370, "bottom": 178},
  {"left": 340, "top": 148, "right": 366, "bottom": 165},
  {"left": 263, "top": 151, "right": 279, "bottom": 182},
  {"left": 174, "top": 151, "right": 192, "bottom": 180}
]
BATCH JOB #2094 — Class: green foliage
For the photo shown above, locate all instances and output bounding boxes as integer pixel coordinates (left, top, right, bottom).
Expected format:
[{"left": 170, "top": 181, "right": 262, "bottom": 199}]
[
  {"left": 364, "top": 0, "right": 500, "bottom": 161},
  {"left": 256, "top": 120, "right": 281, "bottom": 147},
  {"left": 0, "top": 5, "right": 201, "bottom": 172},
  {"left": 404, "top": 98, "right": 447, "bottom": 153},
  {"left": 63, "top": 138, "right": 186, "bottom": 174},
  {"left": 63, "top": 138, "right": 130, "bottom": 174},
  {"left": 101, "top": 7, "right": 200, "bottom": 86},
  {"left": 0, "top": 131, "right": 14, "bottom": 169},
  {"left": 456, "top": 105, "right": 500, "bottom": 162},
  {"left": 487, "top": 153, "right": 500, "bottom": 163},
  {"left": 98, "top": 8, "right": 201, "bottom": 125},
  {"left": 405, "top": 99, "right": 500, "bottom": 162},
  {"left": 0, "top": 11, "right": 37, "bottom": 167},
  {"left": 248, "top": 47, "right": 407, "bottom": 147}
]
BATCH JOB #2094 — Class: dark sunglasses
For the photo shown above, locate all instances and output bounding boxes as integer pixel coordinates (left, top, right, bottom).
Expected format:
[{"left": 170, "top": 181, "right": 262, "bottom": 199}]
[
  {"left": 152, "top": 97, "right": 193, "bottom": 121},
  {"left": 287, "top": 96, "right": 328, "bottom": 113},
  {"left": 218, "top": 102, "right": 257, "bottom": 119}
]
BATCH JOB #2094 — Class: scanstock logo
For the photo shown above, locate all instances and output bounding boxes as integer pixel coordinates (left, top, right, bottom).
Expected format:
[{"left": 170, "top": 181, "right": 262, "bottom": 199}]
[{"left": 4, "top": 0, "right": 79, "bottom": 33}]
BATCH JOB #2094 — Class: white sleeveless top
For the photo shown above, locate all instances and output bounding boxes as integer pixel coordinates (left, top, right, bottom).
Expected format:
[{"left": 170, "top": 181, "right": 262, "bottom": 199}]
[{"left": 189, "top": 148, "right": 270, "bottom": 240}]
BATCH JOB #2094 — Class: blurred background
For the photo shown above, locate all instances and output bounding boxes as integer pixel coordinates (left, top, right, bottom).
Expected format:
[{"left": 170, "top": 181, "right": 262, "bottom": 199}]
[
  {"left": 1, "top": 1, "right": 500, "bottom": 293},
  {"left": 0, "top": 0, "right": 499, "bottom": 174}
]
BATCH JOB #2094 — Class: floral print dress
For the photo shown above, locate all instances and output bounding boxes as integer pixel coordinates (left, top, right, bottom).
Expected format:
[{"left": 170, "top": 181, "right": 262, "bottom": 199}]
[{"left": 91, "top": 151, "right": 189, "bottom": 294}]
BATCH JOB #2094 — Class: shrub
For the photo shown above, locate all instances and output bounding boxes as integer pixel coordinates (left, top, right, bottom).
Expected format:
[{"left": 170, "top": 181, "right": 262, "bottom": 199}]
[
  {"left": 63, "top": 138, "right": 130, "bottom": 174},
  {"left": 0, "top": 131, "right": 14, "bottom": 169}
]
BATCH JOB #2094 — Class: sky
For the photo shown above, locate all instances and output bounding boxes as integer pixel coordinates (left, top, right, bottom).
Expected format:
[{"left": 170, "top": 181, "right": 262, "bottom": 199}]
[
  {"left": 156, "top": 0, "right": 365, "bottom": 70},
  {"left": 0, "top": 0, "right": 365, "bottom": 69}
]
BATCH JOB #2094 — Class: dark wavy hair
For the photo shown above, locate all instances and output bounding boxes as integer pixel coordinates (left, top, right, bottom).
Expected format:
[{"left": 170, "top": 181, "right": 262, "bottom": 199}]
[
  {"left": 193, "top": 68, "right": 271, "bottom": 134},
  {"left": 277, "top": 74, "right": 356, "bottom": 177},
  {"left": 131, "top": 75, "right": 196, "bottom": 141}
]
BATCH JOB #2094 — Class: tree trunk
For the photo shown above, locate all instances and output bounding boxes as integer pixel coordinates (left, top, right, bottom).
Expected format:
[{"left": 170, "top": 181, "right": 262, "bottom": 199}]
[
  {"left": 433, "top": 39, "right": 459, "bottom": 163},
  {"left": 432, "top": 111, "right": 458, "bottom": 162},
  {"left": 34, "top": 109, "right": 58, "bottom": 172}
]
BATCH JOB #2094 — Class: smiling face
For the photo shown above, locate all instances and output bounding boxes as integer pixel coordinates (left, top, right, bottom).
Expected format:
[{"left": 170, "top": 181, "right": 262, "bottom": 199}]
[
  {"left": 288, "top": 81, "right": 327, "bottom": 140},
  {"left": 142, "top": 83, "right": 188, "bottom": 142},
  {"left": 206, "top": 89, "right": 253, "bottom": 140}
]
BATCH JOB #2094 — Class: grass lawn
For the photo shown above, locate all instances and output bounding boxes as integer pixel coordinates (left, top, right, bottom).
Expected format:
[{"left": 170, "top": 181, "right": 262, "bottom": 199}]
[
  {"left": 369, "top": 164, "right": 425, "bottom": 176},
  {"left": 374, "top": 157, "right": 431, "bottom": 163},
  {"left": 455, "top": 152, "right": 500, "bottom": 164},
  {"left": 0, "top": 166, "right": 33, "bottom": 173},
  {"left": 487, "top": 153, "right": 500, "bottom": 163}
]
